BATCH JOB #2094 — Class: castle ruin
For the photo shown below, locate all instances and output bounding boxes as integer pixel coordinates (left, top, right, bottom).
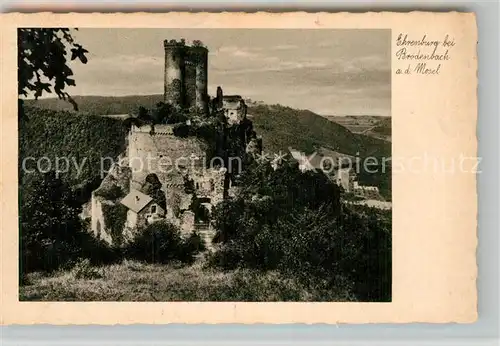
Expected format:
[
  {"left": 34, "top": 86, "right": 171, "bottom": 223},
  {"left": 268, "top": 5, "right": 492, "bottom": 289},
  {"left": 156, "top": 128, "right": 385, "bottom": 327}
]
[{"left": 90, "top": 39, "right": 253, "bottom": 248}]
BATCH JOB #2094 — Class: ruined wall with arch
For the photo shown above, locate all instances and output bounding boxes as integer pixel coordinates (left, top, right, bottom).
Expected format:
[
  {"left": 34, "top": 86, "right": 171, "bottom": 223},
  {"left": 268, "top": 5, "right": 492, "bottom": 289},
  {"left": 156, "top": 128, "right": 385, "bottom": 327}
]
[{"left": 127, "top": 124, "right": 210, "bottom": 218}]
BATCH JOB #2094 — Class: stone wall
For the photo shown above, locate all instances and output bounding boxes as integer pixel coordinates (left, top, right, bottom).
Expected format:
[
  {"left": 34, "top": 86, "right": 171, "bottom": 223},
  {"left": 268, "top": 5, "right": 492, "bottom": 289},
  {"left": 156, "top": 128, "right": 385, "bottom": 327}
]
[
  {"left": 128, "top": 125, "right": 214, "bottom": 218},
  {"left": 181, "top": 210, "right": 195, "bottom": 234},
  {"left": 192, "top": 48, "right": 208, "bottom": 112},
  {"left": 334, "top": 168, "right": 352, "bottom": 192},
  {"left": 223, "top": 98, "right": 247, "bottom": 125},
  {"left": 90, "top": 195, "right": 113, "bottom": 245},
  {"left": 191, "top": 167, "right": 226, "bottom": 205}
]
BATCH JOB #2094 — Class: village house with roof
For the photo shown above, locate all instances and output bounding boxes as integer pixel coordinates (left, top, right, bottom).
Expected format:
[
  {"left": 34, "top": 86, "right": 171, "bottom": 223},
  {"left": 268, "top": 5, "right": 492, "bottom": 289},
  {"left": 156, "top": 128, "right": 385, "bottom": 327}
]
[{"left": 120, "top": 189, "right": 166, "bottom": 230}]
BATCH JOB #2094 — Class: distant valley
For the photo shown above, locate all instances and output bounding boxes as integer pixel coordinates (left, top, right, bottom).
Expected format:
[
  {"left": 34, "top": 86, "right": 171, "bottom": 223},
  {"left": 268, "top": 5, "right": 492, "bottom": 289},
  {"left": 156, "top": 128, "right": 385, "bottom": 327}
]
[{"left": 322, "top": 115, "right": 391, "bottom": 142}]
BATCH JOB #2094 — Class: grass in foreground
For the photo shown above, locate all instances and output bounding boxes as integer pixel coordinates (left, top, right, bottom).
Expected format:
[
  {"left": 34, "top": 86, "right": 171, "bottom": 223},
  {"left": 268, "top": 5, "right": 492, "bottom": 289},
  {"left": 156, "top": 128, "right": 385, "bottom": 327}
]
[{"left": 20, "top": 259, "right": 356, "bottom": 302}]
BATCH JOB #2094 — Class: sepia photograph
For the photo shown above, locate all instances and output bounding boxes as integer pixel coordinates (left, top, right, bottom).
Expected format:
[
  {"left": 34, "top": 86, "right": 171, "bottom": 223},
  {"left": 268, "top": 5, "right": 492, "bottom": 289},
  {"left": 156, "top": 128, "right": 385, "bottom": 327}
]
[{"left": 18, "top": 28, "right": 392, "bottom": 302}]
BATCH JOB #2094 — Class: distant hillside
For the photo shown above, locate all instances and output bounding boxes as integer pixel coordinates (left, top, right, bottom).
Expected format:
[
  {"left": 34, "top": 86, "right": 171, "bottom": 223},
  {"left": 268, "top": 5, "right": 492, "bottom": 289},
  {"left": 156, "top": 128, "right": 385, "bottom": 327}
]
[
  {"left": 24, "top": 95, "right": 164, "bottom": 116},
  {"left": 26, "top": 96, "right": 391, "bottom": 158},
  {"left": 249, "top": 105, "right": 390, "bottom": 158},
  {"left": 324, "top": 115, "right": 391, "bottom": 142},
  {"left": 20, "top": 106, "right": 128, "bottom": 199}
]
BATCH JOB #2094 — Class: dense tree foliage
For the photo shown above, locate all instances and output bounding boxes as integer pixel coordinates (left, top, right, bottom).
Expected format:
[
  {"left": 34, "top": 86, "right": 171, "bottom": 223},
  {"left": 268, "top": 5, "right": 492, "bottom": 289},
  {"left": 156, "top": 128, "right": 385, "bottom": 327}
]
[
  {"left": 93, "top": 184, "right": 125, "bottom": 201},
  {"left": 20, "top": 171, "right": 116, "bottom": 274},
  {"left": 19, "top": 107, "right": 128, "bottom": 193},
  {"left": 142, "top": 174, "right": 167, "bottom": 210},
  {"left": 18, "top": 107, "right": 128, "bottom": 277},
  {"left": 20, "top": 171, "right": 81, "bottom": 272},
  {"left": 210, "top": 160, "right": 391, "bottom": 301},
  {"left": 249, "top": 104, "right": 392, "bottom": 199},
  {"left": 124, "top": 222, "right": 204, "bottom": 264},
  {"left": 102, "top": 204, "right": 128, "bottom": 247},
  {"left": 136, "top": 102, "right": 192, "bottom": 125}
]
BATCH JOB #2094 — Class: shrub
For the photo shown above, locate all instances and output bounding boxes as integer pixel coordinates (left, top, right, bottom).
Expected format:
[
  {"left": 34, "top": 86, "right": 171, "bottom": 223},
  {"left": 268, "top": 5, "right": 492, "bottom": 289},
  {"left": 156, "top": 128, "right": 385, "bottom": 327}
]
[
  {"left": 19, "top": 171, "right": 122, "bottom": 279},
  {"left": 20, "top": 171, "right": 84, "bottom": 273},
  {"left": 179, "top": 231, "right": 206, "bottom": 262},
  {"left": 210, "top": 203, "right": 391, "bottom": 301},
  {"left": 78, "top": 234, "right": 123, "bottom": 267},
  {"left": 335, "top": 206, "right": 392, "bottom": 301},
  {"left": 94, "top": 185, "right": 124, "bottom": 201},
  {"left": 124, "top": 222, "right": 203, "bottom": 264},
  {"left": 72, "top": 259, "right": 104, "bottom": 280},
  {"left": 102, "top": 203, "right": 128, "bottom": 246},
  {"left": 173, "top": 123, "right": 190, "bottom": 137}
]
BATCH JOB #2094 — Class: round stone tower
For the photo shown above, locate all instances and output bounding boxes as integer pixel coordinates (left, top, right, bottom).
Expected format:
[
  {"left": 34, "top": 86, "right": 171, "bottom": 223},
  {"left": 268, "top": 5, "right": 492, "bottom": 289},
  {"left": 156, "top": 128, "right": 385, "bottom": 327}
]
[
  {"left": 164, "top": 40, "right": 185, "bottom": 108},
  {"left": 191, "top": 46, "right": 209, "bottom": 113}
]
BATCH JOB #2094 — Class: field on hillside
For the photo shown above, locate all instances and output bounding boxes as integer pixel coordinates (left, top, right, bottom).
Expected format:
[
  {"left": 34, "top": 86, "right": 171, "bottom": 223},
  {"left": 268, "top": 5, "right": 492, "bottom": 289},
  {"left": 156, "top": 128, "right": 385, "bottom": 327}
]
[
  {"left": 325, "top": 115, "right": 392, "bottom": 142},
  {"left": 20, "top": 259, "right": 355, "bottom": 302}
]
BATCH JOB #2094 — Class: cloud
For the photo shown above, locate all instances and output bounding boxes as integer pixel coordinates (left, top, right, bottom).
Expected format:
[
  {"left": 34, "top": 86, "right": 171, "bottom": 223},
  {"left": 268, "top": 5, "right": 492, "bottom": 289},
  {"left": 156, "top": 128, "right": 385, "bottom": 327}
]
[
  {"left": 214, "top": 59, "right": 329, "bottom": 75},
  {"left": 341, "top": 54, "right": 389, "bottom": 73},
  {"left": 68, "top": 49, "right": 390, "bottom": 115},
  {"left": 272, "top": 44, "right": 299, "bottom": 50},
  {"left": 65, "top": 29, "right": 391, "bottom": 115},
  {"left": 69, "top": 54, "right": 164, "bottom": 95},
  {"left": 318, "top": 40, "right": 336, "bottom": 48},
  {"left": 215, "top": 46, "right": 261, "bottom": 58},
  {"left": 82, "top": 54, "right": 163, "bottom": 71}
]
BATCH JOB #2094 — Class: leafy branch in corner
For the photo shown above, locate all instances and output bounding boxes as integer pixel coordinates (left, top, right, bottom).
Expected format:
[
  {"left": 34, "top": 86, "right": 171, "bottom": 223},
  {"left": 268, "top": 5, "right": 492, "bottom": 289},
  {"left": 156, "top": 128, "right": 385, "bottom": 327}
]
[{"left": 18, "top": 28, "right": 89, "bottom": 111}]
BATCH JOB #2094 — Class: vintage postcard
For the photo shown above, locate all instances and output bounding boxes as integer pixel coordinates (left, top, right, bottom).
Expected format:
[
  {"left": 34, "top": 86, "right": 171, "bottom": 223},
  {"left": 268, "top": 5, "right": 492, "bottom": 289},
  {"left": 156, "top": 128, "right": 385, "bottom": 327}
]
[{"left": 0, "top": 12, "right": 477, "bottom": 324}]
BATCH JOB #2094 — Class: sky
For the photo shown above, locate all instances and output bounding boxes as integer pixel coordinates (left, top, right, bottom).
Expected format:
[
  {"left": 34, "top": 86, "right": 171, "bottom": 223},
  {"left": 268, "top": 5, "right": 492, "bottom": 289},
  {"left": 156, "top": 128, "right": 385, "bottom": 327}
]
[{"left": 65, "top": 28, "right": 390, "bottom": 116}]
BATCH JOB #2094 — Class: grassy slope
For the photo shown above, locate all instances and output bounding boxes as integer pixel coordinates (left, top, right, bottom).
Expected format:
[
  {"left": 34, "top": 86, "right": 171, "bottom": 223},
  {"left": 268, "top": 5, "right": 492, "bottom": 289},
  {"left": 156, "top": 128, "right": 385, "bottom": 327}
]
[{"left": 20, "top": 260, "right": 355, "bottom": 302}]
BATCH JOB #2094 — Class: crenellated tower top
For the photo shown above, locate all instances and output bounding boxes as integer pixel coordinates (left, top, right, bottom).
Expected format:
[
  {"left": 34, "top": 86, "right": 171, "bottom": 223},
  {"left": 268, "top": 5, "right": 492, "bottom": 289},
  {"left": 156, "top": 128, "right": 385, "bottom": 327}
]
[{"left": 163, "top": 39, "right": 186, "bottom": 48}]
